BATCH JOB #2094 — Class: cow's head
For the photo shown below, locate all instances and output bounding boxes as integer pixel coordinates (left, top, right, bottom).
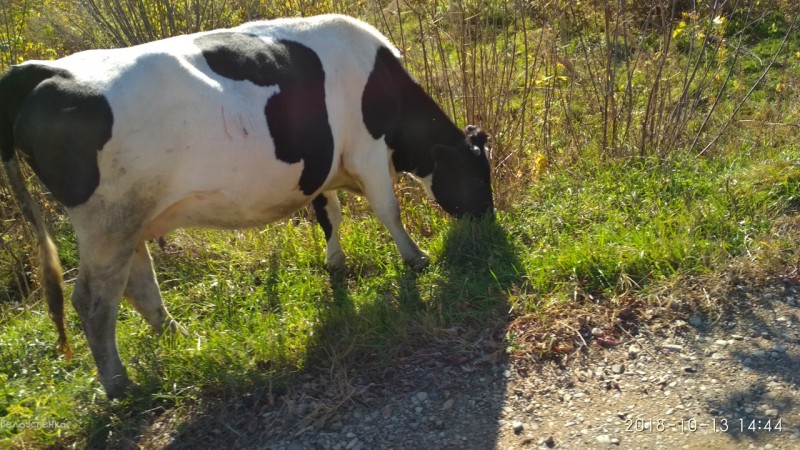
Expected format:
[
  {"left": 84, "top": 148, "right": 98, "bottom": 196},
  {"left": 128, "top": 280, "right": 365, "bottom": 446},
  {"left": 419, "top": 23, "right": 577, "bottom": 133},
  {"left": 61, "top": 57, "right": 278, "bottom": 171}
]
[{"left": 430, "top": 125, "right": 494, "bottom": 218}]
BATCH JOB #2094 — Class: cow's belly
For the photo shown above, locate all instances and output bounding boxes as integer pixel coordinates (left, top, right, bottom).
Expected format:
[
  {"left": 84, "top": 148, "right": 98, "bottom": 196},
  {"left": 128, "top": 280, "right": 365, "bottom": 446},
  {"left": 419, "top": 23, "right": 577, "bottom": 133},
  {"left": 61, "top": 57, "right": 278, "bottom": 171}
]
[
  {"left": 140, "top": 157, "right": 312, "bottom": 238},
  {"left": 142, "top": 189, "right": 309, "bottom": 239},
  {"left": 84, "top": 145, "right": 315, "bottom": 240}
]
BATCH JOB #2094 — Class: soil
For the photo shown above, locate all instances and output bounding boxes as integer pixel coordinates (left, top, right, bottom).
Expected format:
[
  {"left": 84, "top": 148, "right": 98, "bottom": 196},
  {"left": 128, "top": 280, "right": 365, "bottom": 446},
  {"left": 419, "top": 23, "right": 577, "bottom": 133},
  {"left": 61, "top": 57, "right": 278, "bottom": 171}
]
[{"left": 137, "top": 275, "right": 800, "bottom": 450}]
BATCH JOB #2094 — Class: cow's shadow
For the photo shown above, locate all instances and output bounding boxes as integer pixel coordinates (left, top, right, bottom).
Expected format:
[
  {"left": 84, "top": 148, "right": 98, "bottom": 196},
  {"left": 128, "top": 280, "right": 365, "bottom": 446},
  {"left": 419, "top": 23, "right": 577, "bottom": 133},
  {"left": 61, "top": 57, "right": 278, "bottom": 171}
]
[
  {"left": 284, "top": 215, "right": 521, "bottom": 448},
  {"left": 694, "top": 282, "right": 800, "bottom": 444},
  {"left": 82, "top": 214, "right": 522, "bottom": 449}
]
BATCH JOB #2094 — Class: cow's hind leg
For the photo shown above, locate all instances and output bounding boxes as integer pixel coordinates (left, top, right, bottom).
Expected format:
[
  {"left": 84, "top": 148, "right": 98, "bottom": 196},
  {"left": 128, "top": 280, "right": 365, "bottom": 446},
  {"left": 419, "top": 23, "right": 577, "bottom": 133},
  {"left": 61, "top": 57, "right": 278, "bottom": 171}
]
[
  {"left": 71, "top": 236, "right": 137, "bottom": 399},
  {"left": 312, "top": 191, "right": 346, "bottom": 269},
  {"left": 124, "top": 241, "right": 188, "bottom": 336}
]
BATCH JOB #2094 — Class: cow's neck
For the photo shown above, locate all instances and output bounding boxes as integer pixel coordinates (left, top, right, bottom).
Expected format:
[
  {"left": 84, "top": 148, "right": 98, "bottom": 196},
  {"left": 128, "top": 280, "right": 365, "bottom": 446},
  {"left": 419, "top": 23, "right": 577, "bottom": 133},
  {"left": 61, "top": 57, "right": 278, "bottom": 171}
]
[{"left": 386, "top": 80, "right": 463, "bottom": 179}]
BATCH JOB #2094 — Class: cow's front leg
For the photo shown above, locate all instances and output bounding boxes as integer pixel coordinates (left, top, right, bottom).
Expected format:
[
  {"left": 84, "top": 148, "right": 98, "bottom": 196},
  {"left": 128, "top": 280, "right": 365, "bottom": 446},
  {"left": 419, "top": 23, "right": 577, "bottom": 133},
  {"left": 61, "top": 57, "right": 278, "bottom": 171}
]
[
  {"left": 71, "top": 241, "right": 135, "bottom": 399},
  {"left": 124, "top": 241, "right": 188, "bottom": 336},
  {"left": 312, "top": 192, "right": 346, "bottom": 269},
  {"left": 359, "top": 165, "right": 429, "bottom": 271}
]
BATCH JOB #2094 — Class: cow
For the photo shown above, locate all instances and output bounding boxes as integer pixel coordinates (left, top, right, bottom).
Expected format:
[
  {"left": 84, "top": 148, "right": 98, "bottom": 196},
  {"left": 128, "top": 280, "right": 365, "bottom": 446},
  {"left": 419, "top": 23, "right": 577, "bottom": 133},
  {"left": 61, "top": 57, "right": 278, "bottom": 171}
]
[{"left": 0, "top": 14, "right": 493, "bottom": 398}]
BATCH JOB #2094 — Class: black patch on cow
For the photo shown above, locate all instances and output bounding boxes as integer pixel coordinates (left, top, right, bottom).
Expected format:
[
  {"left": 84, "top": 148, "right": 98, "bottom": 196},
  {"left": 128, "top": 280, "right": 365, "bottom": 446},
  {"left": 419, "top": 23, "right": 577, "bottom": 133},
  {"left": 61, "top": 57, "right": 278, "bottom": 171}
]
[
  {"left": 0, "top": 65, "right": 69, "bottom": 162},
  {"left": 195, "top": 32, "right": 333, "bottom": 196},
  {"left": 1, "top": 64, "right": 113, "bottom": 207},
  {"left": 361, "top": 46, "right": 464, "bottom": 178},
  {"left": 361, "top": 48, "right": 402, "bottom": 143},
  {"left": 312, "top": 194, "right": 333, "bottom": 241}
]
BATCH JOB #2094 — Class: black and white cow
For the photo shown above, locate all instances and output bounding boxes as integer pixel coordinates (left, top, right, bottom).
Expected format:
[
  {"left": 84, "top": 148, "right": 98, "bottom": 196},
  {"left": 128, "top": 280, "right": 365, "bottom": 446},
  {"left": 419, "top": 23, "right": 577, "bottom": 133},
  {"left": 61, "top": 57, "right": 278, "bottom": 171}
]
[{"left": 0, "top": 14, "right": 493, "bottom": 398}]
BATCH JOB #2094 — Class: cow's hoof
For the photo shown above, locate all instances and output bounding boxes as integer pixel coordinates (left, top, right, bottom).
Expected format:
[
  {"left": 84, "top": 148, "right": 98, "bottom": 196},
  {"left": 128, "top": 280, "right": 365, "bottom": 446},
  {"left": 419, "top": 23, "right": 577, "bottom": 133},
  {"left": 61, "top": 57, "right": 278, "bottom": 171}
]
[
  {"left": 406, "top": 254, "right": 430, "bottom": 272},
  {"left": 166, "top": 318, "right": 190, "bottom": 337},
  {"left": 326, "top": 251, "right": 346, "bottom": 271},
  {"left": 103, "top": 373, "right": 131, "bottom": 400}
]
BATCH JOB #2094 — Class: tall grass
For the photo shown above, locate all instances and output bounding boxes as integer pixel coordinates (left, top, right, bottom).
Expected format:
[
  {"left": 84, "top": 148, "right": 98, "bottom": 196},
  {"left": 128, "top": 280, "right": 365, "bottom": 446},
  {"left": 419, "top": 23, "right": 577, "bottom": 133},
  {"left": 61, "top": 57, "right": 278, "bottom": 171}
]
[{"left": 353, "top": 0, "right": 798, "bottom": 208}]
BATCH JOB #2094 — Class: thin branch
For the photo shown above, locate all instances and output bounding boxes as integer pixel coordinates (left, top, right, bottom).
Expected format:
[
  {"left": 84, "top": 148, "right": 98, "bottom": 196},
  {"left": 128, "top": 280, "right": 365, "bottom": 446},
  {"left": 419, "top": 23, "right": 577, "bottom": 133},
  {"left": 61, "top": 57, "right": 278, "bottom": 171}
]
[{"left": 697, "top": 9, "right": 798, "bottom": 157}]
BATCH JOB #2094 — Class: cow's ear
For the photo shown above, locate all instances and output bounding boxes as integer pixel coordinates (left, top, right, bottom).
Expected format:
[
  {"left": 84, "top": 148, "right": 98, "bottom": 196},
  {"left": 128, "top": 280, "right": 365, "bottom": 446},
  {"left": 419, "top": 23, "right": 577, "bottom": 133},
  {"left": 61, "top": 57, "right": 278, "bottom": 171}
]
[{"left": 466, "top": 126, "right": 489, "bottom": 149}]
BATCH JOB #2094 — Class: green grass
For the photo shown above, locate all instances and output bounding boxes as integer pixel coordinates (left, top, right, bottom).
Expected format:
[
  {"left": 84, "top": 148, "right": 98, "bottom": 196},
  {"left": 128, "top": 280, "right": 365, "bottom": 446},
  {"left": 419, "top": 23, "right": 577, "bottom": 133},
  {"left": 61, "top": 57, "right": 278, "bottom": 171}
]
[
  {"left": 511, "top": 153, "right": 791, "bottom": 298},
  {"left": 3, "top": 145, "right": 800, "bottom": 447}
]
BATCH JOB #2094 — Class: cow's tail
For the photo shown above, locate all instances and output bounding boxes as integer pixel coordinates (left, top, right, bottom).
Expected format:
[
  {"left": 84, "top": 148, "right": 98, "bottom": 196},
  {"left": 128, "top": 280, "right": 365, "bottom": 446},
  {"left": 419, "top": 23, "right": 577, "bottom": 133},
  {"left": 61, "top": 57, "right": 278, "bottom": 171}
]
[{"left": 0, "top": 66, "right": 71, "bottom": 359}]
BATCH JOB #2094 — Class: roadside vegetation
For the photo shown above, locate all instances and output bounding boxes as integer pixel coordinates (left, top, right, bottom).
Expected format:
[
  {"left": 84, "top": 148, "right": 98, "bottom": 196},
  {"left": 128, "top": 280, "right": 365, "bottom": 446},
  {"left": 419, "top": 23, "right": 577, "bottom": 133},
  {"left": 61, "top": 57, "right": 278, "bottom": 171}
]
[{"left": 2, "top": 0, "right": 800, "bottom": 447}]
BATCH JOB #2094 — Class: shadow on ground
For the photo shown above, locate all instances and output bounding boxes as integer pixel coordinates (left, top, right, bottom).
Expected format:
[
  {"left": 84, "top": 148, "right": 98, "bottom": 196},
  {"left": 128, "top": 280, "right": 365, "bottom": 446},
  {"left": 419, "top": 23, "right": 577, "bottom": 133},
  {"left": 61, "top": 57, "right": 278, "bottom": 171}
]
[
  {"left": 81, "top": 215, "right": 523, "bottom": 449},
  {"left": 694, "top": 278, "right": 800, "bottom": 443}
]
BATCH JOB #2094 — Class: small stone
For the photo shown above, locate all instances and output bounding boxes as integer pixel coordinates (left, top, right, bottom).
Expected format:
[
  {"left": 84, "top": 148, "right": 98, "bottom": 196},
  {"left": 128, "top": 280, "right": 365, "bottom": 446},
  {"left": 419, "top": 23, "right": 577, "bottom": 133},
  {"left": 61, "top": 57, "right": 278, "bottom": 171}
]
[
  {"left": 628, "top": 345, "right": 641, "bottom": 359},
  {"left": 689, "top": 316, "right": 704, "bottom": 327},
  {"left": 611, "top": 364, "right": 625, "bottom": 374},
  {"left": 524, "top": 404, "right": 536, "bottom": 413},
  {"left": 753, "top": 349, "right": 767, "bottom": 359},
  {"left": 592, "top": 327, "right": 603, "bottom": 336},
  {"left": 563, "top": 393, "right": 572, "bottom": 402},
  {"left": 714, "top": 339, "right": 730, "bottom": 346},
  {"left": 512, "top": 421, "right": 524, "bottom": 434},
  {"left": 416, "top": 391, "right": 428, "bottom": 403},
  {"left": 766, "top": 409, "right": 779, "bottom": 417},
  {"left": 442, "top": 399, "right": 454, "bottom": 411},
  {"left": 596, "top": 434, "right": 616, "bottom": 445},
  {"left": 731, "top": 334, "right": 745, "bottom": 340},
  {"left": 661, "top": 344, "right": 684, "bottom": 351},
  {"left": 772, "top": 344, "right": 787, "bottom": 353},
  {"left": 711, "top": 352, "right": 724, "bottom": 360}
]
